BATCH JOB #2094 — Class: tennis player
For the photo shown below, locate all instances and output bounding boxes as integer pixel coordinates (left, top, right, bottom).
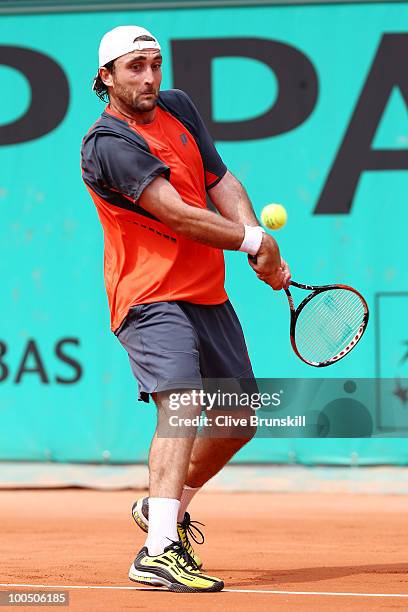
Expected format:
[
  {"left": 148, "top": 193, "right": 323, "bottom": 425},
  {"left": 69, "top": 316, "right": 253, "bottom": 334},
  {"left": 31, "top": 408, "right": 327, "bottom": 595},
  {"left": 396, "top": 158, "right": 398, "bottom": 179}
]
[{"left": 81, "top": 25, "right": 290, "bottom": 593}]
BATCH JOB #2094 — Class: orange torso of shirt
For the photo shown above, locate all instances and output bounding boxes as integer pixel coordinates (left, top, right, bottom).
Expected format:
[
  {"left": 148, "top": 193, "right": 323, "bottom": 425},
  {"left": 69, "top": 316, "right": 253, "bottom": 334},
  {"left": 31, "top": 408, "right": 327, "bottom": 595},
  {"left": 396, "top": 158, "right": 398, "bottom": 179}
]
[
  {"left": 83, "top": 102, "right": 227, "bottom": 332},
  {"left": 125, "top": 106, "right": 206, "bottom": 210}
]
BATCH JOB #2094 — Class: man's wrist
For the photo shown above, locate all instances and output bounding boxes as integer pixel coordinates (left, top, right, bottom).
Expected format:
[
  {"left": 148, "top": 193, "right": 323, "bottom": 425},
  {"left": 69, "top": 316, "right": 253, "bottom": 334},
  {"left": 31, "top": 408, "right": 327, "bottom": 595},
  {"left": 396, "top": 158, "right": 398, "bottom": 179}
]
[{"left": 238, "top": 225, "right": 265, "bottom": 256}]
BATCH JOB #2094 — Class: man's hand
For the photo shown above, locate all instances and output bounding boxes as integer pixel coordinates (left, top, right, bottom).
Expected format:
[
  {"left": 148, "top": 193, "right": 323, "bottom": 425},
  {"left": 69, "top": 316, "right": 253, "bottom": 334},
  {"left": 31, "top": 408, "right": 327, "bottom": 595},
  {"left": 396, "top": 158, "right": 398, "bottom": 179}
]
[
  {"left": 248, "top": 234, "right": 290, "bottom": 290},
  {"left": 280, "top": 258, "right": 291, "bottom": 289}
]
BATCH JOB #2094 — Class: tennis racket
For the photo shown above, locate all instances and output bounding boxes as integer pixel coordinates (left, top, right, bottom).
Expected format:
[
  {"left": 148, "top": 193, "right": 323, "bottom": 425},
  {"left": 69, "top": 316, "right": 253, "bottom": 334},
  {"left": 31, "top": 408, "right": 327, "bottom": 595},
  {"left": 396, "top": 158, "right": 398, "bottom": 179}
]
[{"left": 285, "top": 281, "right": 369, "bottom": 367}]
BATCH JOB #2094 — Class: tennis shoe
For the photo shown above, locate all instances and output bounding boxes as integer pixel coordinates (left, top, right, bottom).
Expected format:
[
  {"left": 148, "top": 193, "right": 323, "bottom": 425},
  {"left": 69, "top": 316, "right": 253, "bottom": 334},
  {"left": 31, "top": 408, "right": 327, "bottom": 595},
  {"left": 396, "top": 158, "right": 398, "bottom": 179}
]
[
  {"left": 128, "top": 540, "right": 223, "bottom": 593},
  {"left": 132, "top": 497, "right": 204, "bottom": 568}
]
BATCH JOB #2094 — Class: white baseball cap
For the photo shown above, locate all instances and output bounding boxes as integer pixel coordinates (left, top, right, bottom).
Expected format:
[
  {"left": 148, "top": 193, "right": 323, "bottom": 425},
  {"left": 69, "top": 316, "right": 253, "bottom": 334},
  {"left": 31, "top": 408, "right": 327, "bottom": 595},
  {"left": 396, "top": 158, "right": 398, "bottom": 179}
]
[{"left": 97, "top": 25, "right": 161, "bottom": 68}]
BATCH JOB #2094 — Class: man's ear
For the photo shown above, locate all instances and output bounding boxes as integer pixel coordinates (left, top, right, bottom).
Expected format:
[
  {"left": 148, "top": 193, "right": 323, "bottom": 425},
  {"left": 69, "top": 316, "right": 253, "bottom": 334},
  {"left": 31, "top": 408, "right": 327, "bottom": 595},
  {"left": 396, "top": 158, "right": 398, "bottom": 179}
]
[{"left": 99, "top": 67, "right": 114, "bottom": 87}]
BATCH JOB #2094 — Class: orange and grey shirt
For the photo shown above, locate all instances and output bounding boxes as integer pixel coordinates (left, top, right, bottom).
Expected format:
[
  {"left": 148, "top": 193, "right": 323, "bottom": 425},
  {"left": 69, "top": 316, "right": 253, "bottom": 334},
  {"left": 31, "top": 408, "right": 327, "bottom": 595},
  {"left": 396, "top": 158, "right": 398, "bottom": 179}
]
[{"left": 81, "top": 89, "right": 228, "bottom": 332}]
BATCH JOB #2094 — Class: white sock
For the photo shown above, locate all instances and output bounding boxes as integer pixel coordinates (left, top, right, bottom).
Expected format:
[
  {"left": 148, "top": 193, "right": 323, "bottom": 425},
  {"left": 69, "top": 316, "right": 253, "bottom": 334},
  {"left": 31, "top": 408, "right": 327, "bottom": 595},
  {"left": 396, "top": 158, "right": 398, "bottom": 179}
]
[
  {"left": 177, "top": 485, "right": 201, "bottom": 522},
  {"left": 145, "top": 497, "right": 180, "bottom": 556}
]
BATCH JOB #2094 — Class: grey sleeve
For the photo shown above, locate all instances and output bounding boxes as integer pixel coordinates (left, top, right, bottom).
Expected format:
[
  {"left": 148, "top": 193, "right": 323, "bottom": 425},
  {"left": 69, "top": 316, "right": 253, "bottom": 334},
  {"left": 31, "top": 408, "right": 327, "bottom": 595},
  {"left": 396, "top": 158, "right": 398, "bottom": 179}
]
[{"left": 92, "top": 133, "right": 170, "bottom": 201}]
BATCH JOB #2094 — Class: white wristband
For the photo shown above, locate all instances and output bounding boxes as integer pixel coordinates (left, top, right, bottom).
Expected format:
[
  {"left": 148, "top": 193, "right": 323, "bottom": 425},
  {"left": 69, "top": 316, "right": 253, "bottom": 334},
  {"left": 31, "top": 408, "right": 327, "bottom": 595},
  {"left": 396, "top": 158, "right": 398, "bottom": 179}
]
[{"left": 239, "top": 225, "right": 265, "bottom": 256}]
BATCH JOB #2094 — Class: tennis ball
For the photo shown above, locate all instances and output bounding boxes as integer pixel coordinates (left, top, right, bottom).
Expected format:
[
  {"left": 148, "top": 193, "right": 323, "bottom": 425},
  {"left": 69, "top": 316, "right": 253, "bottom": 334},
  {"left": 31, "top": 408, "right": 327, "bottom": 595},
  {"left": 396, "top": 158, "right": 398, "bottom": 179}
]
[{"left": 261, "top": 203, "right": 287, "bottom": 230}]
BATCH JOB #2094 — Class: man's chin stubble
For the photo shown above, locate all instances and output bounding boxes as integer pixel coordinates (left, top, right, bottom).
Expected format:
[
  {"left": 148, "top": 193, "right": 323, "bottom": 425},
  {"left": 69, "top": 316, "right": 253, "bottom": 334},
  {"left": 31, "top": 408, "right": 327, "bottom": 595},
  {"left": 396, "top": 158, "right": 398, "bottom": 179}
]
[{"left": 133, "top": 100, "right": 158, "bottom": 112}]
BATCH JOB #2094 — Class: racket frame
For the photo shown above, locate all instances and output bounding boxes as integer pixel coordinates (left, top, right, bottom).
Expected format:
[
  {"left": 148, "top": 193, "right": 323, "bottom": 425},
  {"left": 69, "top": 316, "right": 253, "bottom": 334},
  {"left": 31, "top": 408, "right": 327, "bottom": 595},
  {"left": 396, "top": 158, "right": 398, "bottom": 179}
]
[{"left": 285, "top": 281, "right": 369, "bottom": 367}]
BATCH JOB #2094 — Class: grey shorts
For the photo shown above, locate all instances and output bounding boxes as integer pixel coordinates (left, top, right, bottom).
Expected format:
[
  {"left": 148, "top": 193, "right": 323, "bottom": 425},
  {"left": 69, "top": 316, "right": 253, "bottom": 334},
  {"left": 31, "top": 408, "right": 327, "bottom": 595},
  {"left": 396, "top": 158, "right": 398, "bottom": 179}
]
[{"left": 116, "top": 300, "right": 254, "bottom": 402}]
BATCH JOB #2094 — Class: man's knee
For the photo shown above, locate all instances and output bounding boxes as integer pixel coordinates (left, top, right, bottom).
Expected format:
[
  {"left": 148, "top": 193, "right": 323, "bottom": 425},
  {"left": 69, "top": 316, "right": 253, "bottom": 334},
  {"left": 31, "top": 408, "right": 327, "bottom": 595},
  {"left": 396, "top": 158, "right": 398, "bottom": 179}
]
[{"left": 154, "top": 389, "right": 203, "bottom": 438}]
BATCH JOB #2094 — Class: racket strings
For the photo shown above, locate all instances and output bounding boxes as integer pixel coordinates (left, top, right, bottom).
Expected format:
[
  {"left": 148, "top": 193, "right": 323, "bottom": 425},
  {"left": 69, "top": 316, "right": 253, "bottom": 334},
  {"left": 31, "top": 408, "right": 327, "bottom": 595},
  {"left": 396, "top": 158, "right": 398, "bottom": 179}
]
[
  {"left": 298, "top": 312, "right": 361, "bottom": 358},
  {"left": 295, "top": 289, "right": 365, "bottom": 363},
  {"left": 297, "top": 292, "right": 361, "bottom": 337},
  {"left": 304, "top": 290, "right": 361, "bottom": 323},
  {"left": 297, "top": 299, "right": 363, "bottom": 352},
  {"left": 300, "top": 298, "right": 363, "bottom": 349},
  {"left": 297, "top": 297, "right": 364, "bottom": 360},
  {"left": 297, "top": 313, "right": 362, "bottom": 362}
]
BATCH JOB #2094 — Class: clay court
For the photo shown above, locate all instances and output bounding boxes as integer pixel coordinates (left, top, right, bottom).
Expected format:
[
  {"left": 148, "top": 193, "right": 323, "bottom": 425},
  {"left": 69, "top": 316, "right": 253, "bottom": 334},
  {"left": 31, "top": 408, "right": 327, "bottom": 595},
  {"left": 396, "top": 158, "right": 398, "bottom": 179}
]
[{"left": 2, "top": 489, "right": 408, "bottom": 611}]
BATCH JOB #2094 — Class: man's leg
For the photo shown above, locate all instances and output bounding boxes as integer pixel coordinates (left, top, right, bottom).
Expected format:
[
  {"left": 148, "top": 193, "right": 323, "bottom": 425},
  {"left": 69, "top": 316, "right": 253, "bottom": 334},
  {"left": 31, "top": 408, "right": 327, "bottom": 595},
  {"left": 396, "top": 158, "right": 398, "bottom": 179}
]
[
  {"left": 118, "top": 304, "right": 224, "bottom": 590},
  {"left": 144, "top": 389, "right": 200, "bottom": 555},
  {"left": 129, "top": 388, "right": 224, "bottom": 592},
  {"left": 176, "top": 415, "right": 255, "bottom": 517},
  {"left": 174, "top": 300, "right": 258, "bottom": 511},
  {"left": 185, "top": 433, "right": 253, "bottom": 488}
]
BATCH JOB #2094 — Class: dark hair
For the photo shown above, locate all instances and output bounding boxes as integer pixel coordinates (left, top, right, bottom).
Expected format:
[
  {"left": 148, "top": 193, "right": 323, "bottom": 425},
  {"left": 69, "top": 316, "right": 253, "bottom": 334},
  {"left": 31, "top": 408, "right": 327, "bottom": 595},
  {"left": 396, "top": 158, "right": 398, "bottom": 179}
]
[
  {"left": 93, "top": 59, "right": 115, "bottom": 102},
  {"left": 93, "top": 35, "right": 157, "bottom": 103}
]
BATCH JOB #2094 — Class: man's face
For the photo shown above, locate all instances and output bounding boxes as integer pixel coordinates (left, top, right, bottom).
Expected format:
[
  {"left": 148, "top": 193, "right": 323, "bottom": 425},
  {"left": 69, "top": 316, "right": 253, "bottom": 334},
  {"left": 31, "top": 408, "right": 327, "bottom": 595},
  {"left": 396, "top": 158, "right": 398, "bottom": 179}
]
[{"left": 101, "top": 49, "right": 162, "bottom": 113}]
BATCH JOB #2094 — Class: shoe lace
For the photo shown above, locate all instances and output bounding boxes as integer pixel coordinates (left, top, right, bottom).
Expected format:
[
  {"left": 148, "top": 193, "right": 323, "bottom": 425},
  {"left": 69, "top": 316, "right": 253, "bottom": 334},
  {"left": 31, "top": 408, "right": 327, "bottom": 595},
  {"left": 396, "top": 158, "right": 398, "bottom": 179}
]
[
  {"left": 179, "top": 512, "right": 205, "bottom": 546},
  {"left": 166, "top": 539, "right": 199, "bottom": 572}
]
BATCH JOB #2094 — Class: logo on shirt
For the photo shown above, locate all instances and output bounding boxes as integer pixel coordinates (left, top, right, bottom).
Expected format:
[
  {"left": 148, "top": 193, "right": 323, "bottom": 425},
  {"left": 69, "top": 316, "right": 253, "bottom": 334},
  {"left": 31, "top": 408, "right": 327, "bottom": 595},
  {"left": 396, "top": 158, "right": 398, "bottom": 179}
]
[{"left": 180, "top": 133, "right": 188, "bottom": 145}]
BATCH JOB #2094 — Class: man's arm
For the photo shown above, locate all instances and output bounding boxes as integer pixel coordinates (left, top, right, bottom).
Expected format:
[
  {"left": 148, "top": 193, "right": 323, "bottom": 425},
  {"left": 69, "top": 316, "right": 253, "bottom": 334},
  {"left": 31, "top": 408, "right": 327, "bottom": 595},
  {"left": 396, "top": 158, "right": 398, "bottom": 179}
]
[
  {"left": 138, "top": 176, "right": 285, "bottom": 290},
  {"left": 208, "top": 170, "right": 259, "bottom": 226},
  {"left": 139, "top": 175, "right": 244, "bottom": 250},
  {"left": 209, "top": 170, "right": 291, "bottom": 288}
]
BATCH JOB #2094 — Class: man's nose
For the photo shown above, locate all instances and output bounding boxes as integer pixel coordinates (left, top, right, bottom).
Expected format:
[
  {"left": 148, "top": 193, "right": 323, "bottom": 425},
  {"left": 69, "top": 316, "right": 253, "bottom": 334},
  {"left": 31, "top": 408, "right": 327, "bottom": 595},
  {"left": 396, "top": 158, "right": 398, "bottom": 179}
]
[{"left": 144, "top": 67, "right": 154, "bottom": 84}]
